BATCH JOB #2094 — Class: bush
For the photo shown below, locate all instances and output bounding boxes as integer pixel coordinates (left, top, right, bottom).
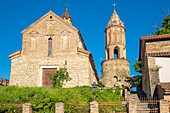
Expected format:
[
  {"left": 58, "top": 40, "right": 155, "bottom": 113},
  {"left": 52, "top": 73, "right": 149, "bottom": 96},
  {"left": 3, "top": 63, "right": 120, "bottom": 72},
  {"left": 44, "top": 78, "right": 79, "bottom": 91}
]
[
  {"left": 49, "top": 68, "right": 72, "bottom": 87},
  {"left": 115, "top": 86, "right": 120, "bottom": 95}
]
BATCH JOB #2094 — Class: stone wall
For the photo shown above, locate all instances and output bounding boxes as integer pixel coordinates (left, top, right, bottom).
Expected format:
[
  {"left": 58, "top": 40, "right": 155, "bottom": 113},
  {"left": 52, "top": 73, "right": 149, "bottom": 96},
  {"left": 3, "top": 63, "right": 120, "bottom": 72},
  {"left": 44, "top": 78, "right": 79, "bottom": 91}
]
[
  {"left": 146, "top": 40, "right": 170, "bottom": 53},
  {"left": 164, "top": 95, "right": 170, "bottom": 101},
  {"left": 10, "top": 52, "right": 97, "bottom": 87},
  {"left": 101, "top": 59, "right": 130, "bottom": 88},
  {"left": 160, "top": 99, "right": 169, "bottom": 113},
  {"left": 147, "top": 57, "right": 159, "bottom": 97}
]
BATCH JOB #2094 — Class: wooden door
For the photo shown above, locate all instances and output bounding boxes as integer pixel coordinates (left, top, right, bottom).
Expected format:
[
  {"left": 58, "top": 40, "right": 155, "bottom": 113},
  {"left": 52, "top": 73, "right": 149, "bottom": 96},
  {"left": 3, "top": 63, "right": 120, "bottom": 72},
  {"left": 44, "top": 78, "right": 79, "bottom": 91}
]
[{"left": 42, "top": 68, "right": 57, "bottom": 87}]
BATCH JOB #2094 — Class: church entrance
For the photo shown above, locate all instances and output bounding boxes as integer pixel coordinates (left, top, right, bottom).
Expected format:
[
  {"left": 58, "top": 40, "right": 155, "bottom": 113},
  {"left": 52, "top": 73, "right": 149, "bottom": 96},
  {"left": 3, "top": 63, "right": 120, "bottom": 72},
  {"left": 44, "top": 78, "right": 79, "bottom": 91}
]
[{"left": 42, "top": 68, "right": 57, "bottom": 87}]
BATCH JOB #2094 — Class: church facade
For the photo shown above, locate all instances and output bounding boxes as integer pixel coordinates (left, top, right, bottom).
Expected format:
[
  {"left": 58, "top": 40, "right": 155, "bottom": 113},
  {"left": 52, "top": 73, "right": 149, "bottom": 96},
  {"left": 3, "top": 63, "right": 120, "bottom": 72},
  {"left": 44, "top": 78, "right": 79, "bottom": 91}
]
[
  {"left": 101, "top": 9, "right": 130, "bottom": 88},
  {"left": 9, "top": 8, "right": 98, "bottom": 87}
]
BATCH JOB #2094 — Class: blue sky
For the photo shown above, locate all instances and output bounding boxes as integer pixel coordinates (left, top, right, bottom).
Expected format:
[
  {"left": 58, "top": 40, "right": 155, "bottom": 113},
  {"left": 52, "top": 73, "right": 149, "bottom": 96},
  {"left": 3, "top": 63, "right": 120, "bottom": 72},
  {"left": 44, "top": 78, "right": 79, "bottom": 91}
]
[{"left": 0, "top": 0, "right": 170, "bottom": 79}]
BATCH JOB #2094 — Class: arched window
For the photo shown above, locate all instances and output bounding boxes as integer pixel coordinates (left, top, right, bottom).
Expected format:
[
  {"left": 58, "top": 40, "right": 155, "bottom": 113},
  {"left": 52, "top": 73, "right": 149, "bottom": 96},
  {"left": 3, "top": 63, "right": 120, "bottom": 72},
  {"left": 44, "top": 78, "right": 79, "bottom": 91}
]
[
  {"left": 48, "top": 24, "right": 54, "bottom": 35},
  {"left": 114, "top": 47, "right": 119, "bottom": 59},
  {"left": 107, "top": 49, "right": 110, "bottom": 60},
  {"left": 62, "top": 36, "right": 69, "bottom": 50},
  {"left": 48, "top": 37, "right": 52, "bottom": 56},
  {"left": 113, "top": 76, "right": 118, "bottom": 82}
]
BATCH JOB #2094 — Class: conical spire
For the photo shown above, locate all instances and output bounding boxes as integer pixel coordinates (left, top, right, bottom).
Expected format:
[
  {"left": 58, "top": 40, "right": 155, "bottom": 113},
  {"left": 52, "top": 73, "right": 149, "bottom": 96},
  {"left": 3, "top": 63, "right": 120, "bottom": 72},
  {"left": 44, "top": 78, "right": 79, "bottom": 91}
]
[
  {"left": 61, "top": 5, "right": 72, "bottom": 23},
  {"left": 106, "top": 9, "right": 124, "bottom": 29}
]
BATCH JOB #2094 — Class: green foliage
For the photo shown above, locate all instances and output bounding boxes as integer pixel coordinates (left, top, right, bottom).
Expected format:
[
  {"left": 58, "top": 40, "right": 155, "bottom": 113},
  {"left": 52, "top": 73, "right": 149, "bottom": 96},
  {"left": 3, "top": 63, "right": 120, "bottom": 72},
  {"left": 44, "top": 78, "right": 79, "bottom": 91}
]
[
  {"left": 115, "top": 86, "right": 120, "bottom": 95},
  {"left": 155, "top": 15, "right": 170, "bottom": 35},
  {"left": 99, "top": 104, "right": 124, "bottom": 112},
  {"left": 97, "top": 81, "right": 105, "bottom": 88},
  {"left": 0, "top": 106, "right": 22, "bottom": 113},
  {"left": 155, "top": 65, "right": 162, "bottom": 72},
  {"left": 133, "top": 59, "right": 142, "bottom": 74},
  {"left": 49, "top": 68, "right": 71, "bottom": 87},
  {"left": 0, "top": 86, "right": 124, "bottom": 112},
  {"left": 125, "top": 75, "right": 142, "bottom": 88},
  {"left": 134, "top": 76, "right": 142, "bottom": 87},
  {"left": 31, "top": 98, "right": 55, "bottom": 113},
  {"left": 96, "top": 88, "right": 123, "bottom": 102}
]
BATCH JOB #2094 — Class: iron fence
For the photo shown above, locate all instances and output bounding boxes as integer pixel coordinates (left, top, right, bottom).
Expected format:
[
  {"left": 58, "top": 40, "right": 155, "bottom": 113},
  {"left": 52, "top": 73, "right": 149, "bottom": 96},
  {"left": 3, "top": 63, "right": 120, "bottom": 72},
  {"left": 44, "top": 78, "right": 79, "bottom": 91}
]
[
  {"left": 99, "top": 102, "right": 128, "bottom": 113},
  {"left": 137, "top": 97, "right": 159, "bottom": 113},
  {"left": 0, "top": 104, "right": 22, "bottom": 113},
  {"left": 65, "top": 102, "right": 90, "bottom": 113}
]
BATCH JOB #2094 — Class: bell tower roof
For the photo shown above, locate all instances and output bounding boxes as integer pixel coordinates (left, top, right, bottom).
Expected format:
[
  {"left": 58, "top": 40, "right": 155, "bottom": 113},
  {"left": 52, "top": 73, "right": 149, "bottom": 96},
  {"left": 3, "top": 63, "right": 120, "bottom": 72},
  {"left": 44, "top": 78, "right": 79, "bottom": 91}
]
[
  {"left": 106, "top": 9, "right": 124, "bottom": 29},
  {"left": 61, "top": 5, "right": 72, "bottom": 23}
]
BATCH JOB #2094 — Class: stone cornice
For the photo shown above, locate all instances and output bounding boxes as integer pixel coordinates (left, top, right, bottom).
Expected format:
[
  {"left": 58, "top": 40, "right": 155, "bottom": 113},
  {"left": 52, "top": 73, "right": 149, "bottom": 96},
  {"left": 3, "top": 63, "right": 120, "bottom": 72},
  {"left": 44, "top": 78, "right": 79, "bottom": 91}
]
[
  {"left": 146, "top": 52, "right": 170, "bottom": 57},
  {"left": 9, "top": 50, "right": 21, "bottom": 59},
  {"left": 77, "top": 48, "right": 90, "bottom": 55}
]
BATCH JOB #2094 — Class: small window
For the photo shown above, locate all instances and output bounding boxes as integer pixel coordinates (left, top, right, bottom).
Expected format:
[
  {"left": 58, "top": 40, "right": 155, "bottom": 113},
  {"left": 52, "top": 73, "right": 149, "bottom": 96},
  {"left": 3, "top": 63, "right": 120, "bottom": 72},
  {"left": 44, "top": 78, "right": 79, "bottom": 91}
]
[
  {"left": 107, "top": 49, "right": 109, "bottom": 59},
  {"left": 114, "top": 49, "right": 118, "bottom": 59},
  {"left": 50, "top": 16, "right": 52, "bottom": 19},
  {"left": 65, "top": 60, "right": 67, "bottom": 65},
  {"left": 113, "top": 76, "right": 118, "bottom": 82},
  {"left": 48, "top": 38, "right": 52, "bottom": 56},
  {"left": 114, "top": 47, "right": 120, "bottom": 59}
]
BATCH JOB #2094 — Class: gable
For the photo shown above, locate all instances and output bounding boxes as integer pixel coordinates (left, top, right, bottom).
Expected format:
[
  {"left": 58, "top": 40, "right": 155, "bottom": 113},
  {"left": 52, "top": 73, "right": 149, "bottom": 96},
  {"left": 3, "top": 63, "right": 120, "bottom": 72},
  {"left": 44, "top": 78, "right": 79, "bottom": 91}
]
[
  {"left": 19, "top": 10, "right": 90, "bottom": 56},
  {"left": 21, "top": 10, "right": 78, "bottom": 34}
]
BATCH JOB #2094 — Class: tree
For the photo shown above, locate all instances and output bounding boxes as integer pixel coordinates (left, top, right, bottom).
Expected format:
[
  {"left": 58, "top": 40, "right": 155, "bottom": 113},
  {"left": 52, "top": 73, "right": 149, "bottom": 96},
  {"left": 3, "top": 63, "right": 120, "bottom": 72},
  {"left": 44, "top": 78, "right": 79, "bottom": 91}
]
[
  {"left": 125, "top": 59, "right": 142, "bottom": 88},
  {"left": 133, "top": 59, "right": 142, "bottom": 74},
  {"left": 49, "top": 68, "right": 72, "bottom": 87},
  {"left": 155, "top": 15, "right": 170, "bottom": 35},
  {"left": 125, "top": 76, "right": 142, "bottom": 87}
]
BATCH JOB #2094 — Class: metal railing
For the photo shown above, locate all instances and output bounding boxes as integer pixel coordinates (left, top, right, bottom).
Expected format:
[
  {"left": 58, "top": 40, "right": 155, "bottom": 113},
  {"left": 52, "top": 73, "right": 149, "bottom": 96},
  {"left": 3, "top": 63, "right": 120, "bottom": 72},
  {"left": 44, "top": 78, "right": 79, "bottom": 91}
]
[
  {"left": 137, "top": 97, "right": 159, "bottom": 113},
  {"left": 99, "top": 102, "right": 128, "bottom": 113}
]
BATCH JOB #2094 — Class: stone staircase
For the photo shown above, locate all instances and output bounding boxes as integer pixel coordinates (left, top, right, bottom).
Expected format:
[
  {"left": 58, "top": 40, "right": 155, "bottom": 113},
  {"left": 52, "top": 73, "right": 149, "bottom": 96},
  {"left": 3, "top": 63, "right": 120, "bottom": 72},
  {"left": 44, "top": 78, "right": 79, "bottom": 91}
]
[{"left": 128, "top": 89, "right": 159, "bottom": 113}]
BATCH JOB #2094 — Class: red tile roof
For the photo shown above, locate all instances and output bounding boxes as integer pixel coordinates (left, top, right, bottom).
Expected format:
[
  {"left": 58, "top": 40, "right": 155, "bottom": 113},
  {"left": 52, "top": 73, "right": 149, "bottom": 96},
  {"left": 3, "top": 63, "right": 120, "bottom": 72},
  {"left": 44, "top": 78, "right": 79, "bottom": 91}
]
[
  {"left": 141, "top": 34, "right": 170, "bottom": 41},
  {"left": 159, "top": 82, "right": 170, "bottom": 90},
  {"left": 61, "top": 9, "right": 72, "bottom": 22}
]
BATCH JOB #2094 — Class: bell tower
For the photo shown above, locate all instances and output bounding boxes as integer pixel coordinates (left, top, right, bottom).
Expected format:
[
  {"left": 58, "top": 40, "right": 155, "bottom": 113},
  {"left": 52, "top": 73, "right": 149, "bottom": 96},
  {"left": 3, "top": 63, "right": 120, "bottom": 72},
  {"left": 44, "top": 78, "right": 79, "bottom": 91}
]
[{"left": 101, "top": 7, "right": 130, "bottom": 88}]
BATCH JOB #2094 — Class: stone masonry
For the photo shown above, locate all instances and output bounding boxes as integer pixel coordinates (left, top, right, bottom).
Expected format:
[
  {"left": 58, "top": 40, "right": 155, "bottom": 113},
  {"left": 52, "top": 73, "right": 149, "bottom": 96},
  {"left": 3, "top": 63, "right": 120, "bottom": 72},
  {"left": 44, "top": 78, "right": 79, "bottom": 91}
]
[{"left": 9, "top": 10, "right": 98, "bottom": 87}]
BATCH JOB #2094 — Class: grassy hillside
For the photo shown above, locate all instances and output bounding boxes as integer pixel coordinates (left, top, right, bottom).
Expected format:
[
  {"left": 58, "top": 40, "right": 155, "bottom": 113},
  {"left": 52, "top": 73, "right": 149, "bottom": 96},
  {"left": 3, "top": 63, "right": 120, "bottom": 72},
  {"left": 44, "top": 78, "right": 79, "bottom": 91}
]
[{"left": 0, "top": 86, "right": 124, "bottom": 112}]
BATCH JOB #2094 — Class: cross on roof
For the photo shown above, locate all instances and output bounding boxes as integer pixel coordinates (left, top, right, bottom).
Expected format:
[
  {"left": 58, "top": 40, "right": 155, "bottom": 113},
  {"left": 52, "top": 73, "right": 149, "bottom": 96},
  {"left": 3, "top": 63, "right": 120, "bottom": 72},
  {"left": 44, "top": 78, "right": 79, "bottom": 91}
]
[
  {"left": 65, "top": 4, "right": 68, "bottom": 10},
  {"left": 113, "top": 3, "right": 116, "bottom": 11}
]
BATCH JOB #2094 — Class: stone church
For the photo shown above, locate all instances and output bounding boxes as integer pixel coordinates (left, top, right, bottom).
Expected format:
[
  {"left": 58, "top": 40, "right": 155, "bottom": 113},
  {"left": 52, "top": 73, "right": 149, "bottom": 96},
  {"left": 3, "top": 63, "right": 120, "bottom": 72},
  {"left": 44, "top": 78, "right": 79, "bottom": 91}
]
[
  {"left": 101, "top": 9, "right": 130, "bottom": 88},
  {"left": 9, "top": 6, "right": 130, "bottom": 88},
  {"left": 9, "top": 7, "right": 99, "bottom": 87}
]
